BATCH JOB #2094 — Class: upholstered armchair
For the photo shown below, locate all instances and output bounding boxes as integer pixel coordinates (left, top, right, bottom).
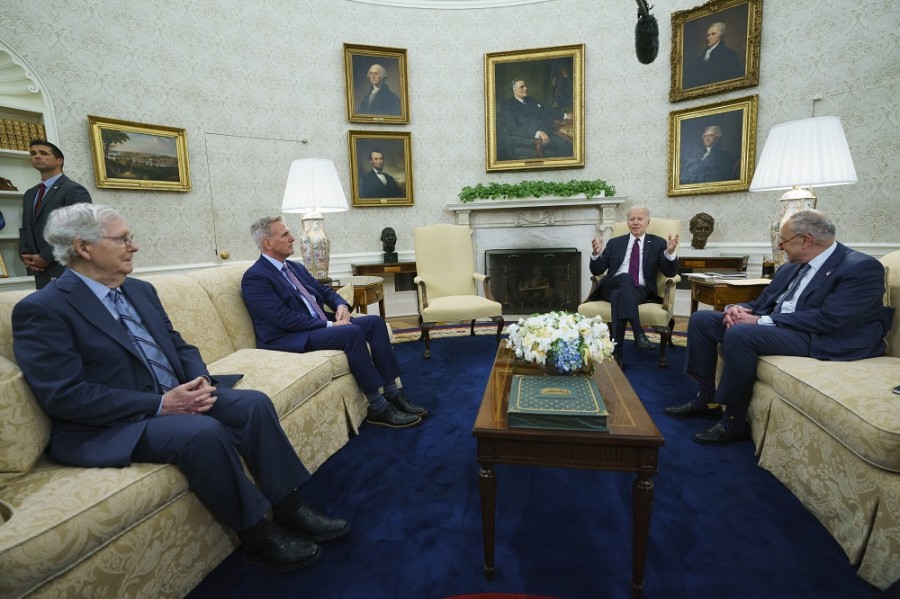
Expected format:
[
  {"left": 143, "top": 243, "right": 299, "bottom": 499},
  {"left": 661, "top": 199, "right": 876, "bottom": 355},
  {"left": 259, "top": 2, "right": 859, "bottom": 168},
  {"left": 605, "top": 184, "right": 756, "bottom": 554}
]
[
  {"left": 413, "top": 224, "right": 504, "bottom": 359},
  {"left": 577, "top": 218, "right": 682, "bottom": 368}
]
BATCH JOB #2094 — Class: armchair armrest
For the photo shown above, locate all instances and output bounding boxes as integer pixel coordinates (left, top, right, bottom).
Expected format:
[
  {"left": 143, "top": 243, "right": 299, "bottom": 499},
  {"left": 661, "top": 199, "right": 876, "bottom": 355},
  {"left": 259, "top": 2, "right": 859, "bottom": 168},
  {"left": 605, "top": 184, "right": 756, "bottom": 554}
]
[
  {"left": 414, "top": 276, "right": 430, "bottom": 309},
  {"left": 659, "top": 276, "right": 679, "bottom": 311},
  {"left": 472, "top": 273, "right": 497, "bottom": 302}
]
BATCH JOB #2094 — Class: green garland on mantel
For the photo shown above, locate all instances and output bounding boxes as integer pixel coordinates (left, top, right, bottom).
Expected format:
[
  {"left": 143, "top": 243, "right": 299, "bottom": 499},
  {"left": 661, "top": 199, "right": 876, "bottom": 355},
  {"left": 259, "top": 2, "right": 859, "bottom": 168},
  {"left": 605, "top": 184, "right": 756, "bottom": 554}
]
[{"left": 458, "top": 179, "right": 616, "bottom": 203}]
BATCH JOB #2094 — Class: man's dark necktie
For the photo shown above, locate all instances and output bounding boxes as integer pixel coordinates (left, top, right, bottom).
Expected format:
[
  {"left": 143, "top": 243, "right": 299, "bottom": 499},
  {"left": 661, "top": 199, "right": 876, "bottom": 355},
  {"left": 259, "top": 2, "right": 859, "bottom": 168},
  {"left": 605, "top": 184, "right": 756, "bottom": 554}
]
[
  {"left": 33, "top": 183, "right": 46, "bottom": 218},
  {"left": 110, "top": 289, "right": 179, "bottom": 393},
  {"left": 774, "top": 264, "right": 811, "bottom": 314},
  {"left": 282, "top": 265, "right": 326, "bottom": 320},
  {"left": 629, "top": 238, "right": 641, "bottom": 287}
]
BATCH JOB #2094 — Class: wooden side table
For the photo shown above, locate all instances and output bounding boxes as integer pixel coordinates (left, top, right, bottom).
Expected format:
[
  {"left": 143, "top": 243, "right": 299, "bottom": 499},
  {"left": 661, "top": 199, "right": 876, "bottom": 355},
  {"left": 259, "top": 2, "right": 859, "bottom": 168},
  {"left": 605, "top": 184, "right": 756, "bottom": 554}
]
[
  {"left": 690, "top": 279, "right": 770, "bottom": 313},
  {"left": 342, "top": 275, "right": 385, "bottom": 317},
  {"left": 351, "top": 260, "right": 417, "bottom": 277}
]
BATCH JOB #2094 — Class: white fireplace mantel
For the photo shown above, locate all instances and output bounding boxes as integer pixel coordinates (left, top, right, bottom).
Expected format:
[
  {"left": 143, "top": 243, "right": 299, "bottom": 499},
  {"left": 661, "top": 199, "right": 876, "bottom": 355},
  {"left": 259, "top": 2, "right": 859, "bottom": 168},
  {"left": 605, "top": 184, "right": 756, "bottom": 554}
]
[{"left": 444, "top": 196, "right": 625, "bottom": 239}]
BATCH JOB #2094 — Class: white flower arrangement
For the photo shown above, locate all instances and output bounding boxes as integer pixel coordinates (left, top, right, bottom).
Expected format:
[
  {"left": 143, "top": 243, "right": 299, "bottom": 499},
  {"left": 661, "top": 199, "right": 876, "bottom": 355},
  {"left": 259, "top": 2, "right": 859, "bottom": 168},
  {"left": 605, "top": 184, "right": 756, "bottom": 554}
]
[{"left": 506, "top": 311, "right": 615, "bottom": 373}]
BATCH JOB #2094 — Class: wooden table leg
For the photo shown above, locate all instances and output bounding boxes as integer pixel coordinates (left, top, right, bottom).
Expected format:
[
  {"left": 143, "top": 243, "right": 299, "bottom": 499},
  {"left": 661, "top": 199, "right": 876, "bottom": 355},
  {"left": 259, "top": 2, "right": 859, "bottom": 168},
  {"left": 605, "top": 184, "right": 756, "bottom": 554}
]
[
  {"left": 378, "top": 298, "right": 386, "bottom": 318},
  {"left": 479, "top": 462, "right": 497, "bottom": 580},
  {"left": 631, "top": 473, "right": 655, "bottom": 598}
]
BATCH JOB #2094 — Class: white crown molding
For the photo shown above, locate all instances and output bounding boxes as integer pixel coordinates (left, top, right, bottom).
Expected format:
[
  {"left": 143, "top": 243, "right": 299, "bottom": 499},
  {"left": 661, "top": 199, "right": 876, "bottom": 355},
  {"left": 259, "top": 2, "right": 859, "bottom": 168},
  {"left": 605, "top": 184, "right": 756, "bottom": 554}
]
[{"left": 346, "top": 0, "right": 553, "bottom": 9}]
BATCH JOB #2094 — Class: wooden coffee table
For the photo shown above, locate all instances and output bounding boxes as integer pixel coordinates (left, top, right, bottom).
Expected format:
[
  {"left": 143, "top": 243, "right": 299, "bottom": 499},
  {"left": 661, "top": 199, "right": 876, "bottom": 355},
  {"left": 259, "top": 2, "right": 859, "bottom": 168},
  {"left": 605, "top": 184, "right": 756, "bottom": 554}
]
[{"left": 472, "top": 346, "right": 664, "bottom": 597}]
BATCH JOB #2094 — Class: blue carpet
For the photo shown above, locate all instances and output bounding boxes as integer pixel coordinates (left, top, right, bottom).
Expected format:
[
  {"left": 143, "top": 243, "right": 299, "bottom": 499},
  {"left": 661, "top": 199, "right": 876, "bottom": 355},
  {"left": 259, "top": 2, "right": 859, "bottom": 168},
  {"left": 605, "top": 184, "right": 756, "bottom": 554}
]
[{"left": 188, "top": 335, "right": 879, "bottom": 599}]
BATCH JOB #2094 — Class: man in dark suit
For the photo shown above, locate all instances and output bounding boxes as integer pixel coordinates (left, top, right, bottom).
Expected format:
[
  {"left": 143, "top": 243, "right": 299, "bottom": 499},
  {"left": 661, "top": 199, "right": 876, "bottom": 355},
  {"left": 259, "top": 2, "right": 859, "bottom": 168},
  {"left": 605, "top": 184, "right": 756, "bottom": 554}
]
[
  {"left": 241, "top": 216, "right": 425, "bottom": 428},
  {"left": 665, "top": 210, "right": 888, "bottom": 445},
  {"left": 19, "top": 139, "right": 92, "bottom": 288},
  {"left": 358, "top": 150, "right": 404, "bottom": 198},
  {"left": 587, "top": 206, "right": 680, "bottom": 367},
  {"left": 683, "top": 21, "right": 744, "bottom": 89},
  {"left": 356, "top": 64, "right": 401, "bottom": 116},
  {"left": 12, "top": 203, "right": 349, "bottom": 572},
  {"left": 500, "top": 79, "right": 572, "bottom": 159}
]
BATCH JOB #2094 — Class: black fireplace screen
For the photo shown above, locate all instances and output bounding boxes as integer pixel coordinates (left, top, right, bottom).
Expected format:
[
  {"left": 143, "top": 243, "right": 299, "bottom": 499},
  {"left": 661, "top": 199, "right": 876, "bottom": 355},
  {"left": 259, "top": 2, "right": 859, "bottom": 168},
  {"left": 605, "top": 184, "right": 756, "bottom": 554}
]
[{"left": 485, "top": 248, "right": 581, "bottom": 314}]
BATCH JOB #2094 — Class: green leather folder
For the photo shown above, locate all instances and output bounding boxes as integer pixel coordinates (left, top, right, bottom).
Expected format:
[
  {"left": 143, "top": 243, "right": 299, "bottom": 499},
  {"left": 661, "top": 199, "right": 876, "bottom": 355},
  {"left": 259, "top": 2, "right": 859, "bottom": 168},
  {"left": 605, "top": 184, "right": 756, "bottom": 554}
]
[{"left": 507, "top": 374, "right": 608, "bottom": 432}]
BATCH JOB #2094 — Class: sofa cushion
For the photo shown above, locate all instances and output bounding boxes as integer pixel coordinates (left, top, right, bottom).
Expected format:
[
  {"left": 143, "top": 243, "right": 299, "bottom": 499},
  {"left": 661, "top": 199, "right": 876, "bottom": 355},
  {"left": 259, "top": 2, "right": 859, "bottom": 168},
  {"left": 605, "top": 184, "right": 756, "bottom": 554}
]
[
  {"left": 206, "top": 348, "right": 351, "bottom": 417},
  {"left": 0, "top": 356, "right": 50, "bottom": 484},
  {"left": 140, "top": 272, "right": 237, "bottom": 364},
  {"left": 0, "top": 289, "right": 35, "bottom": 364},
  {"left": 757, "top": 355, "right": 900, "bottom": 472},
  {"left": 0, "top": 459, "right": 188, "bottom": 598},
  {"left": 187, "top": 264, "right": 259, "bottom": 353}
]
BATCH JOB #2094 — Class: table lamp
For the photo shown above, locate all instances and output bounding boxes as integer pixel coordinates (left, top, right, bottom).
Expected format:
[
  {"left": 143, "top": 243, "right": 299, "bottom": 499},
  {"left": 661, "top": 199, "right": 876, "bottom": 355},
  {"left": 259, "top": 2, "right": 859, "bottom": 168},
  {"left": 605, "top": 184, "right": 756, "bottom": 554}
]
[
  {"left": 749, "top": 116, "right": 857, "bottom": 267},
  {"left": 281, "top": 158, "right": 349, "bottom": 279}
]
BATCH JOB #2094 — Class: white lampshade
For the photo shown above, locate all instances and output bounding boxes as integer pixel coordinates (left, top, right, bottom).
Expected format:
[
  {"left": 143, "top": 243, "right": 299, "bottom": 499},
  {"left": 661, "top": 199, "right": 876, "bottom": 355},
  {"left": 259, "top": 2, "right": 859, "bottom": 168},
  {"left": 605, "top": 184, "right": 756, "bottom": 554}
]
[
  {"left": 281, "top": 158, "right": 349, "bottom": 214},
  {"left": 281, "top": 158, "right": 348, "bottom": 280},
  {"left": 749, "top": 116, "right": 857, "bottom": 269},
  {"left": 749, "top": 116, "right": 857, "bottom": 191}
]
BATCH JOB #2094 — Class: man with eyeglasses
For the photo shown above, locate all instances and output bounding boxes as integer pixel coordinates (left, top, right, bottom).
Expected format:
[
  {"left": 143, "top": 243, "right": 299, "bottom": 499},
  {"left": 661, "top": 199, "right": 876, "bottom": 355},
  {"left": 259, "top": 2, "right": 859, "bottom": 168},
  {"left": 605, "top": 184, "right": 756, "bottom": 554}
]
[
  {"left": 12, "top": 203, "right": 348, "bottom": 572},
  {"left": 665, "top": 210, "right": 888, "bottom": 445},
  {"left": 19, "top": 139, "right": 92, "bottom": 289}
]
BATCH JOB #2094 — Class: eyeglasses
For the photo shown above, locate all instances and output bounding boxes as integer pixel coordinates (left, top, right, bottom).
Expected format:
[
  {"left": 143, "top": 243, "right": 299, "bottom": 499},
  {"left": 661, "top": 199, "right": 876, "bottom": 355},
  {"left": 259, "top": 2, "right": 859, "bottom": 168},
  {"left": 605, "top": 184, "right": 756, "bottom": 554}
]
[
  {"left": 102, "top": 234, "right": 137, "bottom": 246},
  {"left": 777, "top": 233, "right": 805, "bottom": 246}
]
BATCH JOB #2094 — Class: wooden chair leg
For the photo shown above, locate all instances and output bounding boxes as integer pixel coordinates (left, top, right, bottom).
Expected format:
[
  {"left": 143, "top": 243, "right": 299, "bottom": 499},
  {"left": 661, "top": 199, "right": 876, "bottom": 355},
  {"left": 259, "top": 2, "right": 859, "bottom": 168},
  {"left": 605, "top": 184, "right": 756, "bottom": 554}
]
[
  {"left": 492, "top": 316, "right": 505, "bottom": 345},
  {"left": 420, "top": 317, "right": 433, "bottom": 359},
  {"left": 657, "top": 327, "right": 672, "bottom": 368},
  {"left": 470, "top": 319, "right": 476, "bottom": 336}
]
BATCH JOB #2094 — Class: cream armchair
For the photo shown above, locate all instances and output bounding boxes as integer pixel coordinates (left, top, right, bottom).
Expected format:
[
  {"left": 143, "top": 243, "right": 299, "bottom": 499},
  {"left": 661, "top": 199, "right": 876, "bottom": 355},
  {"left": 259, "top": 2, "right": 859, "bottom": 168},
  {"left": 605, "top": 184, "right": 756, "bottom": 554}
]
[
  {"left": 413, "top": 224, "right": 504, "bottom": 359},
  {"left": 577, "top": 218, "right": 681, "bottom": 368}
]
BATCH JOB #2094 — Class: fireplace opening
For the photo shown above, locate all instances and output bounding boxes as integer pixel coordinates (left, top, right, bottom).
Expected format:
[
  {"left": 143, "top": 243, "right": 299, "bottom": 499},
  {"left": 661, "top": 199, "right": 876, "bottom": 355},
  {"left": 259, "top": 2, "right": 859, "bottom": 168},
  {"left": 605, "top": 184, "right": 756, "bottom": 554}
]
[{"left": 485, "top": 248, "right": 581, "bottom": 314}]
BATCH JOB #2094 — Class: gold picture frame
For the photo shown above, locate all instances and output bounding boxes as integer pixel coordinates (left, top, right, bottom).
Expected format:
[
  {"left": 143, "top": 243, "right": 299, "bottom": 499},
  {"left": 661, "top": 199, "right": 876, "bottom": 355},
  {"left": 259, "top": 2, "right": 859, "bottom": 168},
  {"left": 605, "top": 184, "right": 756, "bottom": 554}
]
[
  {"left": 670, "top": 0, "right": 763, "bottom": 103},
  {"left": 484, "top": 44, "right": 584, "bottom": 173},
  {"left": 348, "top": 131, "right": 413, "bottom": 207},
  {"left": 88, "top": 116, "right": 191, "bottom": 191},
  {"left": 0, "top": 253, "right": 8, "bottom": 278},
  {"left": 668, "top": 94, "right": 758, "bottom": 197},
  {"left": 344, "top": 44, "right": 410, "bottom": 124}
]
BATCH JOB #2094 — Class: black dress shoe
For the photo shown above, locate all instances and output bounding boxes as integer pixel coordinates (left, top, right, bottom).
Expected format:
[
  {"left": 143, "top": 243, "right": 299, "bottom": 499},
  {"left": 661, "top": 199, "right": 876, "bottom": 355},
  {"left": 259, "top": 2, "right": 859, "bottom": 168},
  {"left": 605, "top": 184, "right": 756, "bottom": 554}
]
[
  {"left": 276, "top": 502, "right": 351, "bottom": 542},
  {"left": 242, "top": 526, "right": 321, "bottom": 572},
  {"left": 692, "top": 422, "right": 750, "bottom": 445},
  {"left": 366, "top": 404, "right": 422, "bottom": 428},
  {"left": 634, "top": 334, "right": 659, "bottom": 350},
  {"left": 664, "top": 401, "right": 723, "bottom": 420},
  {"left": 388, "top": 391, "right": 427, "bottom": 416}
]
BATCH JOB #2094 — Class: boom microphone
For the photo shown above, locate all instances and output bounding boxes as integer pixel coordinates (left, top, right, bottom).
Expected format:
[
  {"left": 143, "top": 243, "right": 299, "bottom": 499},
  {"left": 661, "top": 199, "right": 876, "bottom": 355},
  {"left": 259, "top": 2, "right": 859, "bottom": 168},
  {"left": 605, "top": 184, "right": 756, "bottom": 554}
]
[{"left": 634, "top": 0, "right": 659, "bottom": 65}]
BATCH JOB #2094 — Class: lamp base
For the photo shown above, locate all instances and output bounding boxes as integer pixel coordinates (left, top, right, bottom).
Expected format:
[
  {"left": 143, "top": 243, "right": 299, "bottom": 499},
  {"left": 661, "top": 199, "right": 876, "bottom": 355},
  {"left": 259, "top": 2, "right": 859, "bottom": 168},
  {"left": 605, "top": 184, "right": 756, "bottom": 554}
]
[
  {"left": 297, "top": 211, "right": 330, "bottom": 279},
  {"left": 770, "top": 187, "right": 816, "bottom": 269}
]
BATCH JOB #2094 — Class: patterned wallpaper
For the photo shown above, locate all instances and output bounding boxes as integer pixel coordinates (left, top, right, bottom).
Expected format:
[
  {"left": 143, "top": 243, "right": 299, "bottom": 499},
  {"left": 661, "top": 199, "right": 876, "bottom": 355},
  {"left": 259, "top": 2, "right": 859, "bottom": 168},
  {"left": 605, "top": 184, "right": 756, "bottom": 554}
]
[{"left": 0, "top": 0, "right": 897, "bottom": 273}]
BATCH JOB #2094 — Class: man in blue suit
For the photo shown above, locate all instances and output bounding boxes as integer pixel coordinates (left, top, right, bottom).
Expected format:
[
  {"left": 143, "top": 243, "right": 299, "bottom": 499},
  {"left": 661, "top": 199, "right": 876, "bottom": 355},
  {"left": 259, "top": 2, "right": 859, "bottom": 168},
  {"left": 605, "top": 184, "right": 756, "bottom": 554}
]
[
  {"left": 19, "top": 139, "right": 92, "bottom": 289},
  {"left": 587, "top": 206, "right": 680, "bottom": 367},
  {"left": 12, "top": 204, "right": 348, "bottom": 572},
  {"left": 666, "top": 210, "right": 888, "bottom": 445},
  {"left": 241, "top": 216, "right": 425, "bottom": 428}
]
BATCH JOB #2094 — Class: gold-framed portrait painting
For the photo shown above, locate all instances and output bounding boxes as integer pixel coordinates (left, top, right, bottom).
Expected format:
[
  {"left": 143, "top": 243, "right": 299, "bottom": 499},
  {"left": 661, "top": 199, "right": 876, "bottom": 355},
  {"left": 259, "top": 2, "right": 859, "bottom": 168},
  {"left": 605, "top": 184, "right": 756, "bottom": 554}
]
[
  {"left": 668, "top": 94, "right": 758, "bottom": 197},
  {"left": 484, "top": 44, "right": 584, "bottom": 173},
  {"left": 87, "top": 116, "right": 191, "bottom": 191},
  {"left": 670, "top": 0, "right": 763, "bottom": 102},
  {"left": 344, "top": 43, "right": 409, "bottom": 124},
  {"left": 348, "top": 131, "right": 413, "bottom": 207}
]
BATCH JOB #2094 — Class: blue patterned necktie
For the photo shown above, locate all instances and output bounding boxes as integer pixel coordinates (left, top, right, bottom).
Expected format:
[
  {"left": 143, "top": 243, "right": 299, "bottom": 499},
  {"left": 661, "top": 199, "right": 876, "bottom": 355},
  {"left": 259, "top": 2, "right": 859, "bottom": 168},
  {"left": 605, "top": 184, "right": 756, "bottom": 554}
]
[
  {"left": 110, "top": 289, "right": 179, "bottom": 393},
  {"left": 282, "top": 264, "right": 327, "bottom": 320},
  {"left": 628, "top": 238, "right": 641, "bottom": 287},
  {"left": 774, "top": 264, "right": 811, "bottom": 314}
]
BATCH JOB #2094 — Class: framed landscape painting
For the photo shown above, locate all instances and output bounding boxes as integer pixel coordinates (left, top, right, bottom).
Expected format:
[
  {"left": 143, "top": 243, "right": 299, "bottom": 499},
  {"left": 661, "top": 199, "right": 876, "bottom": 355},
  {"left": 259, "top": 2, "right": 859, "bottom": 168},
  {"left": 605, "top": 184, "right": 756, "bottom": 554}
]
[
  {"left": 484, "top": 44, "right": 584, "bottom": 173},
  {"left": 670, "top": 0, "right": 763, "bottom": 102},
  {"left": 668, "top": 94, "right": 758, "bottom": 197},
  {"left": 348, "top": 131, "right": 413, "bottom": 207},
  {"left": 344, "top": 43, "right": 410, "bottom": 124},
  {"left": 88, "top": 116, "right": 191, "bottom": 191}
]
